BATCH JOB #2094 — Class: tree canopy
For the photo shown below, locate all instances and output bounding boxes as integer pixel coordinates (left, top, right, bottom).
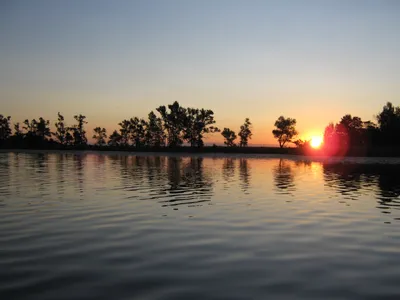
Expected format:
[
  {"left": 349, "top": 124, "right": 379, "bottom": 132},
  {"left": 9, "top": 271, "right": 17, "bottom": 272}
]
[
  {"left": 0, "top": 115, "right": 11, "bottom": 142},
  {"left": 272, "top": 116, "right": 298, "bottom": 148},
  {"left": 93, "top": 127, "right": 107, "bottom": 146},
  {"left": 238, "top": 118, "right": 252, "bottom": 147},
  {"left": 221, "top": 128, "right": 237, "bottom": 147}
]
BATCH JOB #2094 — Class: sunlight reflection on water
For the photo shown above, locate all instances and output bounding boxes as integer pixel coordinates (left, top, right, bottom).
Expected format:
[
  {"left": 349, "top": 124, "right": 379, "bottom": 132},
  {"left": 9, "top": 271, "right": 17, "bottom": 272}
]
[{"left": 1, "top": 151, "right": 400, "bottom": 300}]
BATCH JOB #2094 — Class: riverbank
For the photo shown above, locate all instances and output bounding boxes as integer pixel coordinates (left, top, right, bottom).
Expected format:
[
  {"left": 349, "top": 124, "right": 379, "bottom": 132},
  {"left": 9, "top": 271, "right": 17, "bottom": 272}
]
[{"left": 2, "top": 145, "right": 400, "bottom": 157}]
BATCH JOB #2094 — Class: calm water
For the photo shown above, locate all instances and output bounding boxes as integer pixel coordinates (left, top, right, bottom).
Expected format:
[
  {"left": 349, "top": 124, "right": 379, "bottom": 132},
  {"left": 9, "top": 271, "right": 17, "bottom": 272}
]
[{"left": 1, "top": 151, "right": 400, "bottom": 300}]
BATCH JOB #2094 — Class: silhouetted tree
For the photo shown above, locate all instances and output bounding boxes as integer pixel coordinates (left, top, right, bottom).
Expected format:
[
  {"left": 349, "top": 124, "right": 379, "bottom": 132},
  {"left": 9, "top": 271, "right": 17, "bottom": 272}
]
[
  {"left": 72, "top": 114, "right": 87, "bottom": 145},
  {"left": 323, "top": 123, "right": 337, "bottom": 149},
  {"left": 272, "top": 116, "right": 297, "bottom": 148},
  {"left": 117, "top": 117, "right": 151, "bottom": 147},
  {"left": 54, "top": 112, "right": 67, "bottom": 145},
  {"left": 0, "top": 115, "right": 11, "bottom": 142},
  {"left": 221, "top": 128, "right": 237, "bottom": 146},
  {"left": 6, "top": 100, "right": 400, "bottom": 154},
  {"left": 93, "top": 127, "right": 107, "bottom": 146},
  {"left": 323, "top": 121, "right": 350, "bottom": 155},
  {"left": 108, "top": 130, "right": 122, "bottom": 147},
  {"left": 157, "top": 101, "right": 186, "bottom": 147},
  {"left": 65, "top": 131, "right": 74, "bottom": 146},
  {"left": 183, "top": 108, "right": 219, "bottom": 147},
  {"left": 238, "top": 118, "right": 252, "bottom": 147},
  {"left": 362, "top": 120, "right": 379, "bottom": 146},
  {"left": 377, "top": 102, "right": 400, "bottom": 131},
  {"left": 13, "top": 122, "right": 22, "bottom": 137},
  {"left": 7, "top": 122, "right": 24, "bottom": 147},
  {"left": 294, "top": 139, "right": 311, "bottom": 149},
  {"left": 376, "top": 102, "right": 400, "bottom": 146},
  {"left": 23, "top": 119, "right": 37, "bottom": 137},
  {"left": 20, "top": 117, "right": 51, "bottom": 147},
  {"left": 337, "top": 114, "right": 364, "bottom": 146},
  {"left": 363, "top": 120, "right": 377, "bottom": 130},
  {"left": 145, "top": 111, "right": 166, "bottom": 147},
  {"left": 36, "top": 117, "right": 51, "bottom": 140},
  {"left": 118, "top": 119, "right": 131, "bottom": 146},
  {"left": 323, "top": 115, "right": 377, "bottom": 154},
  {"left": 129, "top": 117, "right": 147, "bottom": 147},
  {"left": 340, "top": 114, "right": 363, "bottom": 130}
]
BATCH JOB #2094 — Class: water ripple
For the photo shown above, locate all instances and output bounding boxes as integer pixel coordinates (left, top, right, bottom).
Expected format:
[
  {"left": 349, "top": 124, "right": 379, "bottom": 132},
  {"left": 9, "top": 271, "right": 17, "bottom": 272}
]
[{"left": 1, "top": 152, "right": 400, "bottom": 299}]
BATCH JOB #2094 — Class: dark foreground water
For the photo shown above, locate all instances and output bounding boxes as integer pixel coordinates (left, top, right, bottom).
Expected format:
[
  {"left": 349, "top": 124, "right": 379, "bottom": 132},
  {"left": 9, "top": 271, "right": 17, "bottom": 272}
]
[{"left": 1, "top": 152, "right": 400, "bottom": 300}]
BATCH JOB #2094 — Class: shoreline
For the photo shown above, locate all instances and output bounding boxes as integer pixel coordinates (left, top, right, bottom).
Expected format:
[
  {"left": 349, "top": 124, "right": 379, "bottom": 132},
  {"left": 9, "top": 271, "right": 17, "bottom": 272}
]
[{"left": 3, "top": 148, "right": 400, "bottom": 164}]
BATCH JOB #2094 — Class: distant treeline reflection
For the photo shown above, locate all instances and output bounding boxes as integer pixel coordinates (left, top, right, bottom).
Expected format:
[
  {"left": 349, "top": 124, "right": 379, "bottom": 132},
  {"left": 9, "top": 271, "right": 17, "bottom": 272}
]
[
  {"left": 116, "top": 155, "right": 214, "bottom": 208},
  {"left": 323, "top": 163, "right": 400, "bottom": 212},
  {"left": 5, "top": 153, "right": 400, "bottom": 217}
]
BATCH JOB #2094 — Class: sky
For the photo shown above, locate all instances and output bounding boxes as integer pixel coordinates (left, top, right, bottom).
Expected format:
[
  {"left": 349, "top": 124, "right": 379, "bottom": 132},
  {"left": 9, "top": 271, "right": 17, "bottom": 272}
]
[{"left": 1, "top": 0, "right": 399, "bottom": 145}]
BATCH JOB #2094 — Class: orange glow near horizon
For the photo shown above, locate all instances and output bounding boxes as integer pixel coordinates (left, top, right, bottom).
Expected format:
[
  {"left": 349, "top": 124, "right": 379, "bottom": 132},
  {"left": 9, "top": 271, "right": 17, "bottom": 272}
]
[{"left": 310, "top": 136, "right": 323, "bottom": 149}]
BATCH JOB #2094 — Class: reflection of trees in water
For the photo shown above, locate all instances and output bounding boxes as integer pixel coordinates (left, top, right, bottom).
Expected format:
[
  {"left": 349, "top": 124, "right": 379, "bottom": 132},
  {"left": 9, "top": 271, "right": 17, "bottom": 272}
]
[
  {"left": 322, "top": 163, "right": 400, "bottom": 218},
  {"left": 35, "top": 153, "right": 46, "bottom": 167},
  {"left": 117, "top": 155, "right": 131, "bottom": 183},
  {"left": 55, "top": 154, "right": 68, "bottom": 197},
  {"left": 161, "top": 157, "right": 213, "bottom": 208},
  {"left": 221, "top": 158, "right": 252, "bottom": 192},
  {"left": 294, "top": 160, "right": 312, "bottom": 168},
  {"left": 167, "top": 157, "right": 182, "bottom": 190},
  {"left": 33, "top": 153, "right": 50, "bottom": 197},
  {"left": 323, "top": 163, "right": 362, "bottom": 200},
  {"left": 12, "top": 153, "right": 51, "bottom": 202},
  {"left": 0, "top": 153, "right": 11, "bottom": 202},
  {"left": 239, "top": 158, "right": 251, "bottom": 192},
  {"left": 117, "top": 155, "right": 167, "bottom": 190},
  {"left": 73, "top": 154, "right": 85, "bottom": 198},
  {"left": 145, "top": 156, "right": 164, "bottom": 184},
  {"left": 11, "top": 153, "right": 21, "bottom": 196},
  {"left": 273, "top": 159, "right": 295, "bottom": 194},
  {"left": 378, "top": 170, "right": 400, "bottom": 201},
  {"left": 95, "top": 154, "right": 106, "bottom": 165},
  {"left": 222, "top": 158, "right": 235, "bottom": 189},
  {"left": 118, "top": 156, "right": 153, "bottom": 192},
  {"left": 2, "top": 153, "right": 52, "bottom": 203},
  {"left": 182, "top": 157, "right": 206, "bottom": 188},
  {"left": 375, "top": 167, "right": 400, "bottom": 215},
  {"left": 116, "top": 155, "right": 213, "bottom": 208},
  {"left": 12, "top": 153, "right": 23, "bottom": 196}
]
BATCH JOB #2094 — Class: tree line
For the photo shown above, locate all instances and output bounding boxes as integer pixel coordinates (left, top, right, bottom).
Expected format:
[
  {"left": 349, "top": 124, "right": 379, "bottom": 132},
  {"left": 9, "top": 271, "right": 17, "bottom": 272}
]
[
  {"left": 0, "top": 101, "right": 253, "bottom": 149},
  {"left": 322, "top": 102, "right": 400, "bottom": 154},
  {"left": 268, "top": 102, "right": 400, "bottom": 153},
  {"left": 1, "top": 101, "right": 399, "bottom": 154}
]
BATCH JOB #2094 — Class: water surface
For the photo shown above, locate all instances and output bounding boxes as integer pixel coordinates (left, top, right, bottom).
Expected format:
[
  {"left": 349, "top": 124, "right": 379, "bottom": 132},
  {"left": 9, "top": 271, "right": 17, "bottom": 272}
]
[{"left": 1, "top": 152, "right": 400, "bottom": 300}]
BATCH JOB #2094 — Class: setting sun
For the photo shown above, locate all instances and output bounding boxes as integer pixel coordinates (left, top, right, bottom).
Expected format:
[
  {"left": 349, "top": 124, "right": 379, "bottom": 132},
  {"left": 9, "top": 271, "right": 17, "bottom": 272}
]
[{"left": 310, "top": 136, "right": 323, "bottom": 149}]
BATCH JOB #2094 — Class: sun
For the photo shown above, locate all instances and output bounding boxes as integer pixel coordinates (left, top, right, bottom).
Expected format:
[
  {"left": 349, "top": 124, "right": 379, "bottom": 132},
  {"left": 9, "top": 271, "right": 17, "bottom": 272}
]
[{"left": 310, "top": 136, "right": 323, "bottom": 149}]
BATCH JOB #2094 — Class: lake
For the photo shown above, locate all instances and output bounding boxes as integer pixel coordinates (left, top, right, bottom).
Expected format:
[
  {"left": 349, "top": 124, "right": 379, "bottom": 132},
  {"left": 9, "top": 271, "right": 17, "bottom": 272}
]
[{"left": 1, "top": 151, "right": 400, "bottom": 300}]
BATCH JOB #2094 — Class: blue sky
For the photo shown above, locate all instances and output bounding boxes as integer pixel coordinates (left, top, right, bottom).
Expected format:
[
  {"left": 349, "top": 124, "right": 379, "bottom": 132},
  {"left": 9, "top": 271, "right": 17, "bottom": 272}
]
[{"left": 1, "top": 0, "right": 399, "bottom": 144}]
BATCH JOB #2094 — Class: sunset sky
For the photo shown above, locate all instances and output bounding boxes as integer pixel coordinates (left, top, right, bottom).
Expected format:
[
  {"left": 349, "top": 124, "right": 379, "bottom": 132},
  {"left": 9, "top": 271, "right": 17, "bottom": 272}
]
[{"left": 1, "top": 0, "right": 399, "bottom": 145}]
